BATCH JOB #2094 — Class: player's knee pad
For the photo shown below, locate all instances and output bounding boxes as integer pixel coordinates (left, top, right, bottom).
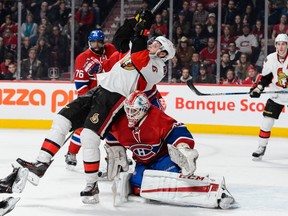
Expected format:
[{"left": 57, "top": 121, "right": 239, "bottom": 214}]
[{"left": 51, "top": 114, "right": 72, "bottom": 135}]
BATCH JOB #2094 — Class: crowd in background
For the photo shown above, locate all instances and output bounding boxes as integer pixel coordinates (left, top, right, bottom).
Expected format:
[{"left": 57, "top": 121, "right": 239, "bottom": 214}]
[
  {"left": 0, "top": 0, "right": 114, "bottom": 80},
  {"left": 0, "top": 0, "right": 287, "bottom": 84}
]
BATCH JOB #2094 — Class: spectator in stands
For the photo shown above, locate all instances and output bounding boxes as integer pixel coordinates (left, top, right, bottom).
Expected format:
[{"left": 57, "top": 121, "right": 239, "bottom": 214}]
[
  {"left": 231, "top": 14, "right": 243, "bottom": 37},
  {"left": 176, "top": 36, "right": 194, "bottom": 68},
  {"left": 0, "top": 15, "right": 17, "bottom": 35},
  {"left": 221, "top": 68, "right": 240, "bottom": 84},
  {"left": 30, "top": 24, "right": 49, "bottom": 47},
  {"left": 33, "top": 1, "right": 53, "bottom": 24},
  {"left": 0, "top": 2, "right": 8, "bottom": 25},
  {"left": 241, "top": 4, "right": 256, "bottom": 27},
  {"left": 194, "top": 63, "right": 216, "bottom": 84},
  {"left": 173, "top": 26, "right": 184, "bottom": 47},
  {"left": 180, "top": 1, "right": 193, "bottom": 26},
  {"left": 173, "top": 10, "right": 191, "bottom": 37},
  {"left": 48, "top": 25, "right": 68, "bottom": 72},
  {"left": 161, "top": 8, "right": 169, "bottom": 25},
  {"left": 0, "top": 37, "right": 6, "bottom": 63},
  {"left": 4, "top": 62, "right": 16, "bottom": 80},
  {"left": 21, "top": 37, "right": 32, "bottom": 60},
  {"left": 91, "top": 0, "right": 101, "bottom": 28},
  {"left": 179, "top": 67, "right": 192, "bottom": 83},
  {"left": 192, "top": 2, "right": 209, "bottom": 26},
  {"left": 222, "top": 0, "right": 237, "bottom": 26},
  {"left": 62, "top": 13, "right": 80, "bottom": 55},
  {"left": 150, "top": 14, "right": 168, "bottom": 37},
  {"left": 235, "top": 24, "right": 258, "bottom": 56},
  {"left": 235, "top": 52, "right": 250, "bottom": 80},
  {"left": 191, "top": 24, "right": 207, "bottom": 53},
  {"left": 251, "top": 19, "right": 264, "bottom": 43},
  {"left": 221, "top": 25, "right": 236, "bottom": 53},
  {"left": 220, "top": 52, "right": 232, "bottom": 80},
  {"left": 20, "top": 14, "right": 38, "bottom": 40},
  {"left": 241, "top": 65, "right": 258, "bottom": 85},
  {"left": 35, "top": 37, "right": 51, "bottom": 79},
  {"left": 228, "top": 41, "right": 240, "bottom": 66},
  {"left": 12, "top": 2, "right": 31, "bottom": 25},
  {"left": 21, "top": 47, "right": 43, "bottom": 80},
  {"left": 205, "top": 13, "right": 217, "bottom": 38},
  {"left": 75, "top": 1, "right": 95, "bottom": 48},
  {"left": 281, "top": 1, "right": 288, "bottom": 18},
  {"left": 203, "top": 0, "right": 227, "bottom": 14},
  {"left": 50, "top": 0, "right": 71, "bottom": 28},
  {"left": 271, "top": 14, "right": 288, "bottom": 40},
  {"left": 190, "top": 52, "right": 201, "bottom": 80},
  {"left": 200, "top": 37, "right": 217, "bottom": 74},
  {"left": 257, "top": 0, "right": 280, "bottom": 26},
  {"left": 171, "top": 56, "right": 181, "bottom": 82},
  {"left": 252, "top": 38, "right": 273, "bottom": 72},
  {"left": 39, "top": 16, "right": 53, "bottom": 36},
  {"left": 0, "top": 53, "right": 14, "bottom": 76},
  {"left": 3, "top": 27, "right": 17, "bottom": 56}
]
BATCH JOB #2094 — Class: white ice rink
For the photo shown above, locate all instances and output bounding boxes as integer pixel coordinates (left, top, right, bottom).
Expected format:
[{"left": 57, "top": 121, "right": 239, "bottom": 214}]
[{"left": 1, "top": 129, "right": 288, "bottom": 216}]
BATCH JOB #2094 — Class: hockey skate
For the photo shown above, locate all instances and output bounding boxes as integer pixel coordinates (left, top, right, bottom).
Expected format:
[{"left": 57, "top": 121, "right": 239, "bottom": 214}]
[
  {"left": 0, "top": 197, "right": 20, "bottom": 216},
  {"left": 80, "top": 182, "right": 99, "bottom": 204},
  {"left": 65, "top": 153, "right": 77, "bottom": 170},
  {"left": 0, "top": 167, "right": 28, "bottom": 194},
  {"left": 252, "top": 146, "right": 266, "bottom": 160},
  {"left": 218, "top": 178, "right": 237, "bottom": 209},
  {"left": 16, "top": 158, "right": 52, "bottom": 186}
]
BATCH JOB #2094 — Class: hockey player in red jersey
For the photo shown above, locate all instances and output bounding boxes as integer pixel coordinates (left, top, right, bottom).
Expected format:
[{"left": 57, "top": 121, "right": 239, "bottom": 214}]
[
  {"left": 65, "top": 29, "right": 117, "bottom": 168},
  {"left": 16, "top": 9, "right": 175, "bottom": 204},
  {"left": 104, "top": 91, "right": 235, "bottom": 209},
  {"left": 0, "top": 167, "right": 28, "bottom": 215}
]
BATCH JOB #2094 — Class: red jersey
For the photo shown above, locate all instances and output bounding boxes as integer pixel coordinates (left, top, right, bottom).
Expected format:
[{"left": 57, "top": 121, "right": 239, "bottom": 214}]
[
  {"left": 74, "top": 43, "right": 117, "bottom": 96},
  {"left": 106, "top": 106, "right": 195, "bottom": 164}
]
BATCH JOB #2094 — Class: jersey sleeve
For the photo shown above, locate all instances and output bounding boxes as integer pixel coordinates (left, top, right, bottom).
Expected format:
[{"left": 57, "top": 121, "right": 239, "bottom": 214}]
[
  {"left": 74, "top": 55, "right": 91, "bottom": 96},
  {"left": 165, "top": 123, "right": 195, "bottom": 149}
]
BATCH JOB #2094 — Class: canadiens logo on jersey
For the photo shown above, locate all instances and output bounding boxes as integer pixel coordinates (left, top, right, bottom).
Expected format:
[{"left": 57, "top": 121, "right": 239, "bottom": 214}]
[
  {"left": 276, "top": 68, "right": 288, "bottom": 88},
  {"left": 120, "top": 57, "right": 135, "bottom": 70},
  {"left": 90, "top": 113, "right": 99, "bottom": 124},
  {"left": 152, "top": 65, "right": 158, "bottom": 73}
]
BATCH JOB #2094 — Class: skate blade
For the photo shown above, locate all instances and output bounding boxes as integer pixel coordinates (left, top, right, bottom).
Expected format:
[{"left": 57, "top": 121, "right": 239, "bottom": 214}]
[
  {"left": 12, "top": 168, "right": 29, "bottom": 193},
  {"left": 252, "top": 156, "right": 263, "bottom": 161},
  {"left": 27, "top": 172, "right": 40, "bottom": 186},
  {"left": 0, "top": 197, "right": 20, "bottom": 216},
  {"left": 66, "top": 164, "right": 76, "bottom": 171},
  {"left": 81, "top": 194, "right": 99, "bottom": 204}
]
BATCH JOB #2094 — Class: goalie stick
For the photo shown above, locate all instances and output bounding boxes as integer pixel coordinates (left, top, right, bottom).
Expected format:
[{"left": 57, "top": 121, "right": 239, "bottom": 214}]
[{"left": 186, "top": 79, "right": 288, "bottom": 96}]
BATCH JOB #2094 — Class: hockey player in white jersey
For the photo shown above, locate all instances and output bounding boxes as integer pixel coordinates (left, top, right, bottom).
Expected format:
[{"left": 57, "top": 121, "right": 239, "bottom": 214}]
[
  {"left": 16, "top": 9, "right": 175, "bottom": 204},
  {"left": 250, "top": 33, "right": 288, "bottom": 159},
  {"left": 0, "top": 167, "right": 28, "bottom": 215}
]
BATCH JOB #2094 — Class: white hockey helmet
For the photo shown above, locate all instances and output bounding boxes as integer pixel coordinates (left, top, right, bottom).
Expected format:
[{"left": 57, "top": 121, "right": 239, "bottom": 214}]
[
  {"left": 124, "top": 91, "right": 151, "bottom": 128},
  {"left": 154, "top": 36, "right": 176, "bottom": 62},
  {"left": 275, "top": 34, "right": 288, "bottom": 57}
]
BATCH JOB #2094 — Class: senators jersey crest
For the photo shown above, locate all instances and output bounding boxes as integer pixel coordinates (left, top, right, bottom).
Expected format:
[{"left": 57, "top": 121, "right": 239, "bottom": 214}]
[
  {"left": 276, "top": 68, "right": 288, "bottom": 88},
  {"left": 120, "top": 57, "right": 135, "bottom": 70}
]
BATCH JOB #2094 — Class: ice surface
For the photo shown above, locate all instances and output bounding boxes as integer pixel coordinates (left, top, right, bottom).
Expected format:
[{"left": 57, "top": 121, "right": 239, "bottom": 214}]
[{"left": 0, "top": 129, "right": 288, "bottom": 216}]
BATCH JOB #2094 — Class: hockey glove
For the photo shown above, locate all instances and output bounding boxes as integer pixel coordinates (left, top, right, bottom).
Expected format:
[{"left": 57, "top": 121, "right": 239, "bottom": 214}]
[
  {"left": 249, "top": 84, "right": 264, "bottom": 98},
  {"left": 168, "top": 143, "right": 199, "bottom": 177},
  {"left": 104, "top": 144, "right": 129, "bottom": 181},
  {"left": 134, "top": 9, "right": 154, "bottom": 36}
]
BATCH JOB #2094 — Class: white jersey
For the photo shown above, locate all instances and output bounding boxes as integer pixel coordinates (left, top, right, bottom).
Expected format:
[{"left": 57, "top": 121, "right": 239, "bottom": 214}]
[
  {"left": 262, "top": 52, "right": 288, "bottom": 105},
  {"left": 235, "top": 34, "right": 258, "bottom": 54},
  {"left": 97, "top": 50, "right": 166, "bottom": 97}
]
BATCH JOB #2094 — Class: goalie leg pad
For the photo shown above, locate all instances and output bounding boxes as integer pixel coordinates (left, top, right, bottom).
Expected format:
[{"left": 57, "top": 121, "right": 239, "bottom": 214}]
[
  {"left": 12, "top": 167, "right": 29, "bottom": 193},
  {"left": 140, "top": 170, "right": 225, "bottom": 208},
  {"left": 0, "top": 197, "right": 20, "bottom": 216}
]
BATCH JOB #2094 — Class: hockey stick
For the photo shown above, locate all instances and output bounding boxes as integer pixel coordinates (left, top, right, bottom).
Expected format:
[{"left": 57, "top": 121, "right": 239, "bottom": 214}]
[
  {"left": 186, "top": 79, "right": 288, "bottom": 96},
  {"left": 151, "top": 0, "right": 166, "bottom": 14}
]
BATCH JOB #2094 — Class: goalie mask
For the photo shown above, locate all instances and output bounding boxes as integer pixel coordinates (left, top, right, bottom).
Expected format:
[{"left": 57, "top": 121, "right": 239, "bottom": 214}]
[
  {"left": 274, "top": 33, "right": 288, "bottom": 58},
  {"left": 124, "top": 91, "right": 151, "bottom": 128},
  {"left": 88, "top": 30, "right": 105, "bottom": 54}
]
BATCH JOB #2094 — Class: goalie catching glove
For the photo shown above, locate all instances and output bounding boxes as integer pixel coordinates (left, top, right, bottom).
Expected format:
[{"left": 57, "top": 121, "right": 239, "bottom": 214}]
[
  {"left": 104, "top": 144, "right": 129, "bottom": 181},
  {"left": 168, "top": 143, "right": 199, "bottom": 176}
]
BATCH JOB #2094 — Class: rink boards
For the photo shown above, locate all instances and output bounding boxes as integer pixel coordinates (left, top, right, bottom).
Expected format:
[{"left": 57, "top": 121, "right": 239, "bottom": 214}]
[{"left": 0, "top": 81, "right": 287, "bottom": 137}]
